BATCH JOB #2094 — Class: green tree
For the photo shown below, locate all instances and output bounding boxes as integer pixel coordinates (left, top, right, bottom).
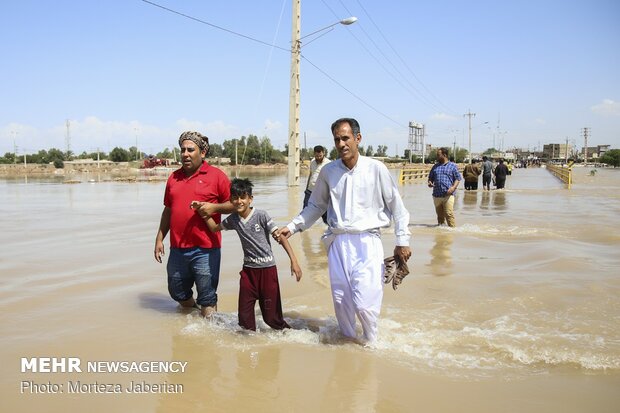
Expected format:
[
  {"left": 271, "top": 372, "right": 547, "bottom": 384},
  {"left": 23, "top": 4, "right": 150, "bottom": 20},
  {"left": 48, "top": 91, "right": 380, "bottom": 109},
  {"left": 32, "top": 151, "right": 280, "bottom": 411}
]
[
  {"left": 208, "top": 143, "right": 223, "bottom": 158},
  {"left": 0, "top": 152, "right": 16, "bottom": 164},
  {"left": 600, "top": 149, "right": 620, "bottom": 167},
  {"left": 365, "top": 145, "right": 374, "bottom": 156},
  {"left": 47, "top": 148, "right": 65, "bottom": 166},
  {"left": 329, "top": 146, "right": 338, "bottom": 160},
  {"left": 156, "top": 148, "right": 173, "bottom": 159},
  {"left": 455, "top": 147, "right": 469, "bottom": 163},
  {"left": 30, "top": 150, "right": 49, "bottom": 164},
  {"left": 375, "top": 145, "right": 388, "bottom": 157},
  {"left": 128, "top": 146, "right": 142, "bottom": 161},
  {"left": 109, "top": 147, "right": 130, "bottom": 162}
]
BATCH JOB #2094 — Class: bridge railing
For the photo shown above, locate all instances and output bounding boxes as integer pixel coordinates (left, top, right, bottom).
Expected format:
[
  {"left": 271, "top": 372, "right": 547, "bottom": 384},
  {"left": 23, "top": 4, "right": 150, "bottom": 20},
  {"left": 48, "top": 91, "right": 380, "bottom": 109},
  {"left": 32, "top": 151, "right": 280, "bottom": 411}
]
[
  {"left": 398, "top": 165, "right": 433, "bottom": 184},
  {"left": 399, "top": 164, "right": 465, "bottom": 184},
  {"left": 545, "top": 162, "right": 572, "bottom": 189}
]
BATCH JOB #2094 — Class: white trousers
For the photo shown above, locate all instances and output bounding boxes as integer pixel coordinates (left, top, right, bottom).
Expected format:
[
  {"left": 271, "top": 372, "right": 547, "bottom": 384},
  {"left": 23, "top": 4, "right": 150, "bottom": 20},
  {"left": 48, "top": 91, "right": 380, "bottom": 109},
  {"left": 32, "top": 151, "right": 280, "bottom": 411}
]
[{"left": 327, "top": 232, "right": 384, "bottom": 342}]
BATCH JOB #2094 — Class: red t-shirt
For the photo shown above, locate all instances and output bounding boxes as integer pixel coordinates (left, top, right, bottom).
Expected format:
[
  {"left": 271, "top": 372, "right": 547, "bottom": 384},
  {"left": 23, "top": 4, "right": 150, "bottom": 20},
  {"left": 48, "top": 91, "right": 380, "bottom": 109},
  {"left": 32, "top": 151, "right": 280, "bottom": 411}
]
[{"left": 164, "top": 162, "right": 231, "bottom": 249}]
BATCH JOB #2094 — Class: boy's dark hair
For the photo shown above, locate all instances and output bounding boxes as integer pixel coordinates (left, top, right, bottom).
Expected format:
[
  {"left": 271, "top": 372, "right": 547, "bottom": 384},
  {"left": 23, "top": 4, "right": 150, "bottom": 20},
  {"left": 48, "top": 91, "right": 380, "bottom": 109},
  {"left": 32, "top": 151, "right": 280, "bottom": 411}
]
[
  {"left": 313, "top": 145, "right": 325, "bottom": 153},
  {"left": 230, "top": 178, "right": 253, "bottom": 197}
]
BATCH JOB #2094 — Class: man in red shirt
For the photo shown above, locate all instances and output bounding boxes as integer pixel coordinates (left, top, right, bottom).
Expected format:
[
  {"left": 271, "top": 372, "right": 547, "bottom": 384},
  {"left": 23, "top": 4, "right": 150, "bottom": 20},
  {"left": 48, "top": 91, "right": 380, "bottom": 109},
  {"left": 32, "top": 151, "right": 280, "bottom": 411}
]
[{"left": 154, "top": 131, "right": 233, "bottom": 318}]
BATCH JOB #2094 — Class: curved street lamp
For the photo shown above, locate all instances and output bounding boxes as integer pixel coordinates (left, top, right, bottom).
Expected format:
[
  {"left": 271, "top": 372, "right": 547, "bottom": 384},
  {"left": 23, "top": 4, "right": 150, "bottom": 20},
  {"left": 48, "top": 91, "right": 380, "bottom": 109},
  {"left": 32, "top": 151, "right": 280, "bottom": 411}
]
[{"left": 287, "top": 0, "right": 357, "bottom": 186}]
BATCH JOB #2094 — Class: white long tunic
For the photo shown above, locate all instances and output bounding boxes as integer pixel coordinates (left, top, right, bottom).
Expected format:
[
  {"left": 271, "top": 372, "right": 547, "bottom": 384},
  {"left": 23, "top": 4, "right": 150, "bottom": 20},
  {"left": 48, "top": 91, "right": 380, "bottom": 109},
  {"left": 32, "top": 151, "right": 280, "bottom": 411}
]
[{"left": 287, "top": 155, "right": 411, "bottom": 247}]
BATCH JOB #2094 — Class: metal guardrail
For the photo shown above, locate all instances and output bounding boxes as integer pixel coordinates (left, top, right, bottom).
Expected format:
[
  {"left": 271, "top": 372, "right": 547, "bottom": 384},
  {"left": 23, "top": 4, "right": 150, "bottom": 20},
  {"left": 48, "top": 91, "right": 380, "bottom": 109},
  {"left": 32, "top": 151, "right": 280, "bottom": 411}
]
[
  {"left": 399, "top": 164, "right": 466, "bottom": 184},
  {"left": 398, "top": 165, "right": 433, "bottom": 184},
  {"left": 545, "top": 163, "right": 572, "bottom": 189}
]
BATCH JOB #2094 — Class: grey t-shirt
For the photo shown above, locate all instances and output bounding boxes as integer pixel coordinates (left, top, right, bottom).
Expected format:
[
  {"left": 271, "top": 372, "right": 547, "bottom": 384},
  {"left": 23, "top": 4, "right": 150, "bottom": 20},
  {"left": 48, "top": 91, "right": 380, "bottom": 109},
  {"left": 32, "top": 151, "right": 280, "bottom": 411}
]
[
  {"left": 482, "top": 160, "right": 493, "bottom": 175},
  {"left": 221, "top": 208, "right": 278, "bottom": 268}
]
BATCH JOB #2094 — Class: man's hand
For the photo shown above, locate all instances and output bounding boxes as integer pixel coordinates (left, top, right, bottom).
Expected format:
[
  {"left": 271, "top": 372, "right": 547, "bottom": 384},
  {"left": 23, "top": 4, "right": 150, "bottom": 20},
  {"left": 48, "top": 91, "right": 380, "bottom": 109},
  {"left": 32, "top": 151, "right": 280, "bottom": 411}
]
[
  {"left": 190, "top": 201, "right": 216, "bottom": 218},
  {"left": 154, "top": 240, "right": 165, "bottom": 263},
  {"left": 274, "top": 227, "right": 292, "bottom": 243},
  {"left": 394, "top": 246, "right": 412, "bottom": 263},
  {"left": 427, "top": 181, "right": 434, "bottom": 188}
]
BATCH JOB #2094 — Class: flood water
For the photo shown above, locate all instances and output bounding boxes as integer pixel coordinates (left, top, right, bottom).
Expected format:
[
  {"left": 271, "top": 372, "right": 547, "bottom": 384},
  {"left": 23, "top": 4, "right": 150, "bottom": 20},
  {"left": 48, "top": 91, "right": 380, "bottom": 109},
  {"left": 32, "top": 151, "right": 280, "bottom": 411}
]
[{"left": 1, "top": 166, "right": 619, "bottom": 412}]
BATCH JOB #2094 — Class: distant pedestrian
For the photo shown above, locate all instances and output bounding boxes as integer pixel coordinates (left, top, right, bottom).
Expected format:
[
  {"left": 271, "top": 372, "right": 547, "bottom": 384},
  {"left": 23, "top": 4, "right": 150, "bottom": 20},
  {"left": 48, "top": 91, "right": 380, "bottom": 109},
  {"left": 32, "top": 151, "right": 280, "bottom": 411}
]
[
  {"left": 428, "top": 147, "right": 461, "bottom": 227},
  {"left": 494, "top": 158, "right": 509, "bottom": 189},
  {"left": 304, "top": 145, "right": 330, "bottom": 224},
  {"left": 481, "top": 156, "right": 493, "bottom": 190},
  {"left": 463, "top": 160, "right": 481, "bottom": 190}
]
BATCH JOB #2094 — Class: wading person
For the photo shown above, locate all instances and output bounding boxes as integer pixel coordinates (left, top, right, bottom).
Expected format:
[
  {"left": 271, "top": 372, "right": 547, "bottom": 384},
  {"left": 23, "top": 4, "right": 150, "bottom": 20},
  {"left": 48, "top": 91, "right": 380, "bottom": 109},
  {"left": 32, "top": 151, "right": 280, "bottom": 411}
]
[
  {"left": 197, "top": 178, "right": 302, "bottom": 331},
  {"left": 154, "top": 131, "right": 234, "bottom": 318},
  {"left": 481, "top": 155, "right": 493, "bottom": 190},
  {"left": 463, "top": 160, "right": 481, "bottom": 190},
  {"left": 493, "top": 158, "right": 509, "bottom": 189},
  {"left": 276, "top": 117, "right": 412, "bottom": 344},
  {"left": 304, "top": 145, "right": 330, "bottom": 224},
  {"left": 427, "top": 147, "right": 461, "bottom": 227}
]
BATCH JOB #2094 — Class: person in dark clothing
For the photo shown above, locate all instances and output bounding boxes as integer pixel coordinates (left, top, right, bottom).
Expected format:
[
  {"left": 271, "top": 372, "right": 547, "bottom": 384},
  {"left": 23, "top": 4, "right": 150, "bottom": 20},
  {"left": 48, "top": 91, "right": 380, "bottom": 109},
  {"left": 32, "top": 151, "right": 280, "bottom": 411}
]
[{"left": 493, "top": 158, "right": 509, "bottom": 189}]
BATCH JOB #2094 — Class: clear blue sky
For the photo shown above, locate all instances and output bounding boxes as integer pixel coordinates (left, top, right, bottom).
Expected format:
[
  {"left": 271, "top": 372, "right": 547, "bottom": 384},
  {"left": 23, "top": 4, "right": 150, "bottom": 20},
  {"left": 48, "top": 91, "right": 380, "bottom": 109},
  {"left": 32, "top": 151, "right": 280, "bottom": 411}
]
[{"left": 1, "top": 0, "right": 619, "bottom": 157}]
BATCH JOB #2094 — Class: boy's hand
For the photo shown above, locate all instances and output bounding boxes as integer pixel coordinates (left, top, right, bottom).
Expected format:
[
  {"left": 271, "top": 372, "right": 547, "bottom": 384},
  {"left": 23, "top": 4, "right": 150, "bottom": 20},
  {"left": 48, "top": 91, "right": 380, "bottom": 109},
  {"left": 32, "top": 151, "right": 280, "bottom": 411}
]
[
  {"left": 190, "top": 201, "right": 214, "bottom": 218},
  {"left": 291, "top": 261, "right": 302, "bottom": 282}
]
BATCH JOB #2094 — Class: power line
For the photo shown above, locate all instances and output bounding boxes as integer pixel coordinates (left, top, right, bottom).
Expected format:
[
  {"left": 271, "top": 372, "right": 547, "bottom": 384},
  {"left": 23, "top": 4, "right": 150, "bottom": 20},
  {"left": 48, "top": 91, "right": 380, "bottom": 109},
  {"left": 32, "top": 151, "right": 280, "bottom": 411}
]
[
  {"left": 352, "top": 0, "right": 456, "bottom": 116},
  {"left": 140, "top": 0, "right": 289, "bottom": 52},
  {"left": 302, "top": 55, "right": 405, "bottom": 129},
  {"left": 141, "top": 0, "right": 407, "bottom": 130}
]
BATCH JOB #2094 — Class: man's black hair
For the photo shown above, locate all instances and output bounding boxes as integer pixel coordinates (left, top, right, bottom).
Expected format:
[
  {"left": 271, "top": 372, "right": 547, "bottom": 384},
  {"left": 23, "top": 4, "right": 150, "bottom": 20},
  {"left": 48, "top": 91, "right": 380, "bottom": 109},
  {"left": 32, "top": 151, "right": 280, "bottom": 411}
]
[
  {"left": 230, "top": 178, "right": 253, "bottom": 197},
  {"left": 313, "top": 145, "right": 325, "bottom": 153},
  {"left": 331, "top": 118, "right": 361, "bottom": 136}
]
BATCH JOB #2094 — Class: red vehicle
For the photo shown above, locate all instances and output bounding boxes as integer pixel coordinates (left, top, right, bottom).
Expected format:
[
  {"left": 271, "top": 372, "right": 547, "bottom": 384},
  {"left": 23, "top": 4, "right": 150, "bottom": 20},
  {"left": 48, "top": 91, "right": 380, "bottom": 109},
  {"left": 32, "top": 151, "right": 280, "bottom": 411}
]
[{"left": 141, "top": 155, "right": 171, "bottom": 169}]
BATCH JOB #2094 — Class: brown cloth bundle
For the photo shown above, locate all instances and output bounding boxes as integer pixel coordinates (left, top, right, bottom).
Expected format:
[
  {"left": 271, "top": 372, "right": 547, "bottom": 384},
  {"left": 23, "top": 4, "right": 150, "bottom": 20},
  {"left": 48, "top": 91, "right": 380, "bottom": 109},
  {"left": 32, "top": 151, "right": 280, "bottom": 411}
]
[{"left": 383, "top": 256, "right": 410, "bottom": 290}]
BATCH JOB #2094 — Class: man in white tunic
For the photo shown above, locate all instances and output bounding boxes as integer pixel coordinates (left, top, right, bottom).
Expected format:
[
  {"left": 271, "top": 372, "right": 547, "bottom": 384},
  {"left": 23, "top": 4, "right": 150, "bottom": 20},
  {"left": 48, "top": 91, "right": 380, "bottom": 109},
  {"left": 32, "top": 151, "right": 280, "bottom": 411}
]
[{"left": 277, "top": 118, "right": 412, "bottom": 343}]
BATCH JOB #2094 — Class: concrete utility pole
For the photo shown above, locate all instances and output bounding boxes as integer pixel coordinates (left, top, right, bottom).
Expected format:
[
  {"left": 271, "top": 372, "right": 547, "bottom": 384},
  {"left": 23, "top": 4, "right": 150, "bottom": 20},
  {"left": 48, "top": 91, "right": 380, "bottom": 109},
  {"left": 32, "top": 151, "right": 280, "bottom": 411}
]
[
  {"left": 464, "top": 110, "right": 476, "bottom": 163},
  {"left": 582, "top": 127, "right": 590, "bottom": 164},
  {"left": 12, "top": 131, "right": 19, "bottom": 164},
  {"left": 287, "top": 0, "right": 301, "bottom": 186},
  {"left": 65, "top": 120, "right": 71, "bottom": 160},
  {"left": 286, "top": 0, "right": 357, "bottom": 185}
]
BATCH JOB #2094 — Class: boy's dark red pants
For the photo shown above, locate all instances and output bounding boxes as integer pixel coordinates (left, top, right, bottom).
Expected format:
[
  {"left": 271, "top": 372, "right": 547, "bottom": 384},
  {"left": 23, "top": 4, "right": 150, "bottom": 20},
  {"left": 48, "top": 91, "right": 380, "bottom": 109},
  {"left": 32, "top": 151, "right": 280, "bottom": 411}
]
[{"left": 238, "top": 266, "right": 290, "bottom": 331}]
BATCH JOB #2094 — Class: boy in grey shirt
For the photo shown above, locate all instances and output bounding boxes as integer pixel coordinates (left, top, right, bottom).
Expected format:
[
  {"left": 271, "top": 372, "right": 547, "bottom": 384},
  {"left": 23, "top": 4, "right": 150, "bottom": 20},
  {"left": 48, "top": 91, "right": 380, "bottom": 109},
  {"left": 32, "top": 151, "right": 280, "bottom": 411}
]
[{"left": 193, "top": 178, "right": 302, "bottom": 331}]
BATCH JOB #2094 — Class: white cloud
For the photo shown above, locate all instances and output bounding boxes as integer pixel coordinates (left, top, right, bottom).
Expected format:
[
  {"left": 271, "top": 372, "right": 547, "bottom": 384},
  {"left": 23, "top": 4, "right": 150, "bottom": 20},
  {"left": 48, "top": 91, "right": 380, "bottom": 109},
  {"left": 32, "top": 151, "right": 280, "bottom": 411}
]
[
  {"left": 1, "top": 117, "right": 285, "bottom": 155},
  {"left": 535, "top": 118, "right": 546, "bottom": 125},
  {"left": 431, "top": 113, "right": 457, "bottom": 121},
  {"left": 591, "top": 99, "right": 620, "bottom": 117}
]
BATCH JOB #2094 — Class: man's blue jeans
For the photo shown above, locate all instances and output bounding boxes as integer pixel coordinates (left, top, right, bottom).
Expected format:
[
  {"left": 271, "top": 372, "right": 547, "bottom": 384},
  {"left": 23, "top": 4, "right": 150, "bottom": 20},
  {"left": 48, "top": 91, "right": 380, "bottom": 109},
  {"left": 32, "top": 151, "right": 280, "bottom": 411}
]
[{"left": 167, "top": 247, "right": 221, "bottom": 307}]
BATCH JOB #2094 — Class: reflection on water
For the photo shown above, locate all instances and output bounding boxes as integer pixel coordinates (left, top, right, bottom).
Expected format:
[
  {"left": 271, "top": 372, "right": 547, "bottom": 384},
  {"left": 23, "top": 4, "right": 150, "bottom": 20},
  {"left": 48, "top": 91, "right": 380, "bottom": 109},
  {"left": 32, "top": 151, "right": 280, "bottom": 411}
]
[
  {"left": 492, "top": 190, "right": 507, "bottom": 211},
  {"left": 462, "top": 190, "right": 478, "bottom": 208},
  {"left": 428, "top": 230, "right": 454, "bottom": 276}
]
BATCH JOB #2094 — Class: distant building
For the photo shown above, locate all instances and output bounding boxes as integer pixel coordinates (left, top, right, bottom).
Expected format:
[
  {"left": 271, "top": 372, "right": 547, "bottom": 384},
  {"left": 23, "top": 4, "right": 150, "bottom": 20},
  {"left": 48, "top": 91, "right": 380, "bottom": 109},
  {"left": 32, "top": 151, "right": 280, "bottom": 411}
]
[
  {"left": 63, "top": 159, "right": 115, "bottom": 169},
  {"left": 542, "top": 143, "right": 570, "bottom": 160},
  {"left": 579, "top": 145, "right": 610, "bottom": 160}
]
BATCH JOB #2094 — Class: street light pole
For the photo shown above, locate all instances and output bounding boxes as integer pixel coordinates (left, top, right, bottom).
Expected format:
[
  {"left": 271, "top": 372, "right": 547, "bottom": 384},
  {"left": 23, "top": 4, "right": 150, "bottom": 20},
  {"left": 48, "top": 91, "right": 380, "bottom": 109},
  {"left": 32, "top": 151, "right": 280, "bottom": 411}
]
[
  {"left": 287, "top": 0, "right": 357, "bottom": 186},
  {"left": 287, "top": 0, "right": 301, "bottom": 186},
  {"left": 464, "top": 110, "right": 476, "bottom": 164}
]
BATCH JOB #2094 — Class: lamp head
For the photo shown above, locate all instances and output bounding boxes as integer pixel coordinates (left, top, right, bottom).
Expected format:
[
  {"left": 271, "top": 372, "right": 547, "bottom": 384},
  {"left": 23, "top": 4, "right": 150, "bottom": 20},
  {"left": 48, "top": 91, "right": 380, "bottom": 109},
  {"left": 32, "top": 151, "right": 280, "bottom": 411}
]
[{"left": 340, "top": 17, "right": 358, "bottom": 25}]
